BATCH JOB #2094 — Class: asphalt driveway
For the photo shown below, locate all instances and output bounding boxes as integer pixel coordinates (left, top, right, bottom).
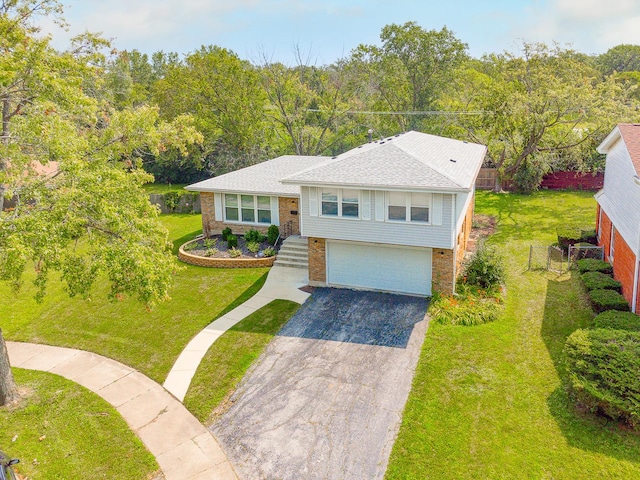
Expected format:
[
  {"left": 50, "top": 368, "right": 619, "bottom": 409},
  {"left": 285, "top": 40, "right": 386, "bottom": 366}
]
[{"left": 212, "top": 288, "right": 429, "bottom": 480}]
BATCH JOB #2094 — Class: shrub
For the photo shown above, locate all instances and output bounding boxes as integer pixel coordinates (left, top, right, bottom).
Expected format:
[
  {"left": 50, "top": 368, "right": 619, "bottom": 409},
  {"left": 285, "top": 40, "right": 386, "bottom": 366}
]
[
  {"left": 263, "top": 247, "right": 276, "bottom": 257},
  {"left": 244, "top": 229, "right": 264, "bottom": 243},
  {"left": 204, "top": 248, "right": 218, "bottom": 257},
  {"left": 581, "top": 271, "right": 621, "bottom": 292},
  {"left": 202, "top": 238, "right": 216, "bottom": 248},
  {"left": 593, "top": 311, "right": 640, "bottom": 332},
  {"left": 247, "top": 241, "right": 260, "bottom": 253},
  {"left": 226, "top": 234, "right": 238, "bottom": 249},
  {"left": 463, "top": 244, "right": 505, "bottom": 289},
  {"left": 429, "top": 290, "right": 504, "bottom": 326},
  {"left": 565, "top": 328, "right": 640, "bottom": 429},
  {"left": 221, "top": 227, "right": 232, "bottom": 241},
  {"left": 228, "top": 247, "right": 242, "bottom": 258},
  {"left": 576, "top": 258, "right": 613, "bottom": 275},
  {"left": 267, "top": 224, "right": 279, "bottom": 245},
  {"left": 588, "top": 289, "right": 630, "bottom": 313},
  {"left": 182, "top": 241, "right": 198, "bottom": 252},
  {"left": 558, "top": 226, "right": 597, "bottom": 252}
]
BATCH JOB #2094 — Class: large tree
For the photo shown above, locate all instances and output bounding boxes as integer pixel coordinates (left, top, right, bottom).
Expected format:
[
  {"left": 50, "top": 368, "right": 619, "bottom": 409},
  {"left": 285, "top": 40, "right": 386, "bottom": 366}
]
[
  {"left": 0, "top": 0, "right": 201, "bottom": 405},
  {"left": 443, "top": 43, "right": 633, "bottom": 192}
]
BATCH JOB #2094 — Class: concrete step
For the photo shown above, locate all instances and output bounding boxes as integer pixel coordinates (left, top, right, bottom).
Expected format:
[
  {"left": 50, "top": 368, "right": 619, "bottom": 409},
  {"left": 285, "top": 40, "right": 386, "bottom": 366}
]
[
  {"left": 275, "top": 255, "right": 308, "bottom": 264},
  {"left": 280, "top": 243, "right": 308, "bottom": 251},
  {"left": 274, "top": 259, "right": 308, "bottom": 269}
]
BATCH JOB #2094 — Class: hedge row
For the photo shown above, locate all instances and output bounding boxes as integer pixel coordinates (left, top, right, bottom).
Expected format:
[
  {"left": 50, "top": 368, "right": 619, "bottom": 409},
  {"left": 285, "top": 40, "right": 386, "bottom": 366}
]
[
  {"left": 580, "top": 271, "right": 621, "bottom": 292},
  {"left": 576, "top": 258, "right": 613, "bottom": 275},
  {"left": 565, "top": 328, "right": 640, "bottom": 429},
  {"left": 593, "top": 311, "right": 640, "bottom": 332}
]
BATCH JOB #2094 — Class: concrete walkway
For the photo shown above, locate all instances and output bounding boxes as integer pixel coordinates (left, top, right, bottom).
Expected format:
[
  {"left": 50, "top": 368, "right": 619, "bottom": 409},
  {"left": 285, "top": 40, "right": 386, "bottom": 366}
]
[
  {"left": 164, "top": 265, "right": 311, "bottom": 401},
  {"left": 8, "top": 342, "right": 236, "bottom": 480}
]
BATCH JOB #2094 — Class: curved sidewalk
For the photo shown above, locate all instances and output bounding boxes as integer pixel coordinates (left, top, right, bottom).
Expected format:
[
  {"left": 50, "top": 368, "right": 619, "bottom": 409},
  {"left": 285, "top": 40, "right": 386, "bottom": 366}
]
[
  {"left": 7, "top": 342, "right": 236, "bottom": 480},
  {"left": 163, "top": 265, "right": 311, "bottom": 401}
]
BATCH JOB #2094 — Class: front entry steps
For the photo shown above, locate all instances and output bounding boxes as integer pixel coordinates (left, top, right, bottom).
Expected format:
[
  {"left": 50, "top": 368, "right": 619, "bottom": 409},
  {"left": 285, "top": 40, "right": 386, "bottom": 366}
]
[{"left": 274, "top": 235, "right": 308, "bottom": 269}]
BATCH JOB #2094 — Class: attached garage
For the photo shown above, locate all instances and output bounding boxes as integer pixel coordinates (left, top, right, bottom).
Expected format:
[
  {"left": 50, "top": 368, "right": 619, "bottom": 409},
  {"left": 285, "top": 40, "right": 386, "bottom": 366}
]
[{"left": 326, "top": 241, "right": 432, "bottom": 296}]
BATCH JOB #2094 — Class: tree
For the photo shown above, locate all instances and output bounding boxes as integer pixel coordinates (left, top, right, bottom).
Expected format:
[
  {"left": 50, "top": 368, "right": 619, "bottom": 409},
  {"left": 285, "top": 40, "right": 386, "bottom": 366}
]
[
  {"left": 259, "top": 55, "right": 361, "bottom": 156},
  {"left": 351, "top": 22, "right": 468, "bottom": 132},
  {"left": 597, "top": 44, "right": 640, "bottom": 76},
  {"left": 0, "top": 0, "right": 201, "bottom": 405},
  {"left": 443, "top": 43, "right": 633, "bottom": 192}
]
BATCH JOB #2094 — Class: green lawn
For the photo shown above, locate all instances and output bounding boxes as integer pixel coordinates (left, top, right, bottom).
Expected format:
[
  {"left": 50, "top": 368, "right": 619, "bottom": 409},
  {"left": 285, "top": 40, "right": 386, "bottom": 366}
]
[
  {"left": 184, "top": 299, "right": 300, "bottom": 424},
  {"left": 1, "top": 213, "right": 269, "bottom": 383},
  {"left": 142, "top": 182, "right": 188, "bottom": 194},
  {"left": 1, "top": 369, "right": 159, "bottom": 479},
  {"left": 386, "top": 191, "right": 640, "bottom": 479}
]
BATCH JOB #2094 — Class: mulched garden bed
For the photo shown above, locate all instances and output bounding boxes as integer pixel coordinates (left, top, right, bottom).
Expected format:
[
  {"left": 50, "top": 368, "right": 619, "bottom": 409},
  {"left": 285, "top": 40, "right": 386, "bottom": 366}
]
[{"left": 182, "top": 235, "right": 278, "bottom": 260}]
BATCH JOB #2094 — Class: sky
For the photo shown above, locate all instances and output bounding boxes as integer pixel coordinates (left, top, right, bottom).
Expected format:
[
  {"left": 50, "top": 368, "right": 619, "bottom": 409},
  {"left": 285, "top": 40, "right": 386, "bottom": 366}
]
[{"left": 40, "top": 0, "right": 640, "bottom": 64}]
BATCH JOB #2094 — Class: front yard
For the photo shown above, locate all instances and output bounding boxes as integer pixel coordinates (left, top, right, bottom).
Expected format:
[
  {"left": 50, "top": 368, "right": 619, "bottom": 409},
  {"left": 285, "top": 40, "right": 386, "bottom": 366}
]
[{"left": 386, "top": 191, "right": 640, "bottom": 479}]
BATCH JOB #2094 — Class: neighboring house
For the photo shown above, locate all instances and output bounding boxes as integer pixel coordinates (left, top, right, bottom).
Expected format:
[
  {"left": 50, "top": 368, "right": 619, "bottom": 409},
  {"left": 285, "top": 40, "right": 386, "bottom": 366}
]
[
  {"left": 595, "top": 124, "right": 640, "bottom": 314},
  {"left": 186, "top": 131, "right": 486, "bottom": 296}
]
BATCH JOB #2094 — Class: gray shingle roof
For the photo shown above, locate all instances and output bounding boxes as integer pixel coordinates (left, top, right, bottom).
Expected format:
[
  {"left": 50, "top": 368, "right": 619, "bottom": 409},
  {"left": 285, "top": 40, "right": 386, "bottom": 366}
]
[
  {"left": 185, "top": 155, "right": 328, "bottom": 196},
  {"left": 282, "top": 131, "right": 486, "bottom": 191}
]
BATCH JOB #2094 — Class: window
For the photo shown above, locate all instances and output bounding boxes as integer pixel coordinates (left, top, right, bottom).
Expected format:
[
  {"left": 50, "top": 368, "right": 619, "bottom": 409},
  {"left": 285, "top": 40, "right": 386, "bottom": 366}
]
[
  {"left": 387, "top": 192, "right": 431, "bottom": 223},
  {"left": 321, "top": 189, "right": 359, "bottom": 218},
  {"left": 610, "top": 225, "right": 615, "bottom": 263},
  {"left": 224, "top": 194, "right": 271, "bottom": 224}
]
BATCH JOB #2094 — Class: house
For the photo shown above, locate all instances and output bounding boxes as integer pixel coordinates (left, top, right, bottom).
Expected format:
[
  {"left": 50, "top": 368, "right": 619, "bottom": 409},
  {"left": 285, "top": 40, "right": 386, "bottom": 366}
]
[
  {"left": 186, "top": 131, "right": 487, "bottom": 296},
  {"left": 595, "top": 124, "right": 640, "bottom": 313}
]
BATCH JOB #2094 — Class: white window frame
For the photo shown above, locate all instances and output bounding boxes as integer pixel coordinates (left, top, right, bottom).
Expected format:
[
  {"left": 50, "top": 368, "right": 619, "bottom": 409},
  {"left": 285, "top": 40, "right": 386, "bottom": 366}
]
[
  {"left": 610, "top": 224, "right": 615, "bottom": 263},
  {"left": 386, "top": 192, "right": 432, "bottom": 224},
  {"left": 320, "top": 188, "right": 360, "bottom": 219},
  {"left": 223, "top": 193, "right": 272, "bottom": 225}
]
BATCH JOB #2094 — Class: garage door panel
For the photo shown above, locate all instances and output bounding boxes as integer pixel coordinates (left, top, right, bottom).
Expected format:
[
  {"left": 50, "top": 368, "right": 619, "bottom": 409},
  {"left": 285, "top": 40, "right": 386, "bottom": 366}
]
[{"left": 327, "top": 241, "right": 431, "bottom": 296}]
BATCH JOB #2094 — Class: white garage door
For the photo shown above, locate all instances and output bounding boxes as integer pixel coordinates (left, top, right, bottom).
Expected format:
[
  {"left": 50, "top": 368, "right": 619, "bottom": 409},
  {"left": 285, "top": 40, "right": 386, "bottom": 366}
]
[{"left": 326, "top": 241, "right": 432, "bottom": 296}]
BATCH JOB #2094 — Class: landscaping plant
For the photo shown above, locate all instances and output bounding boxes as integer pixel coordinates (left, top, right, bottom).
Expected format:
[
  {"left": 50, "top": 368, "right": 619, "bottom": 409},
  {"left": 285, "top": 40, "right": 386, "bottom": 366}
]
[
  {"left": 245, "top": 229, "right": 266, "bottom": 244},
  {"left": 222, "top": 227, "right": 233, "bottom": 241},
  {"left": 580, "top": 271, "right": 621, "bottom": 292},
  {"left": 227, "top": 234, "right": 238, "bottom": 249},
  {"left": 588, "top": 289, "right": 630, "bottom": 313},
  {"left": 576, "top": 258, "right": 613, "bottom": 275},
  {"left": 247, "top": 241, "right": 260, "bottom": 254},
  {"left": 263, "top": 247, "right": 276, "bottom": 257},
  {"left": 462, "top": 244, "right": 505, "bottom": 290},
  {"left": 565, "top": 328, "right": 640, "bottom": 429},
  {"left": 593, "top": 310, "right": 640, "bottom": 331},
  {"left": 267, "top": 225, "right": 279, "bottom": 245}
]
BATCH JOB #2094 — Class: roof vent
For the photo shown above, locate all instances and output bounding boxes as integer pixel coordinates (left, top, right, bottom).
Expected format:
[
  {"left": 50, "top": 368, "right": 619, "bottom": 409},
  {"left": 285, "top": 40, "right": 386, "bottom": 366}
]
[
  {"left": 380, "top": 141, "right": 385, "bottom": 144},
  {"left": 332, "top": 156, "right": 337, "bottom": 159},
  {"left": 450, "top": 159, "right": 457, "bottom": 163},
  {"left": 463, "top": 141, "right": 468, "bottom": 144}
]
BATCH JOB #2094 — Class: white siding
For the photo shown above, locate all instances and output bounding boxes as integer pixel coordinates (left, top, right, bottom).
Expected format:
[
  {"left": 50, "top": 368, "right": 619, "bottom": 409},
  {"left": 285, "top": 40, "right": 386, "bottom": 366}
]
[
  {"left": 300, "top": 186, "right": 455, "bottom": 249},
  {"left": 599, "top": 139, "right": 640, "bottom": 256}
]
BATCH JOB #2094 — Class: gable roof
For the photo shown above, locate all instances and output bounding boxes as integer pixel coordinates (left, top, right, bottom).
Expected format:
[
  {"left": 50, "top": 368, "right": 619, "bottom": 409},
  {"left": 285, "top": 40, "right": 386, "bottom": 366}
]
[
  {"left": 185, "top": 155, "right": 327, "bottom": 196},
  {"left": 281, "top": 131, "right": 486, "bottom": 191},
  {"left": 597, "top": 123, "right": 640, "bottom": 176}
]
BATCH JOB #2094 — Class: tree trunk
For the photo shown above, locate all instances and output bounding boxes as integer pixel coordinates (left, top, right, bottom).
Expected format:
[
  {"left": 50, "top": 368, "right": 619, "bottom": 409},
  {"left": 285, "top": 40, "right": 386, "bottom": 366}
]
[{"left": 0, "top": 329, "right": 19, "bottom": 406}]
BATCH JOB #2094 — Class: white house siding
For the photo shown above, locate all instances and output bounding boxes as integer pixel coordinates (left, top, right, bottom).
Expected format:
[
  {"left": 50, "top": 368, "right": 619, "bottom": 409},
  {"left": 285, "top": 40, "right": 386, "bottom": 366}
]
[
  {"left": 598, "top": 139, "right": 640, "bottom": 256},
  {"left": 300, "top": 186, "right": 454, "bottom": 249}
]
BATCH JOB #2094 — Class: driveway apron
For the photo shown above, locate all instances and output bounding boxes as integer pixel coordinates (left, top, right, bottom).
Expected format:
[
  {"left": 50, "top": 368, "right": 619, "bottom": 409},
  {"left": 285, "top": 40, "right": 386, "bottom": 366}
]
[{"left": 212, "top": 288, "right": 429, "bottom": 480}]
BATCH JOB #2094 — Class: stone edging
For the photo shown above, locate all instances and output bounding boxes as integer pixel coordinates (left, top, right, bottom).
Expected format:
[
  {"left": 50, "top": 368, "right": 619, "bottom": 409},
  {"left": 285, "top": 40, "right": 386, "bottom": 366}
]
[{"left": 178, "top": 239, "right": 276, "bottom": 268}]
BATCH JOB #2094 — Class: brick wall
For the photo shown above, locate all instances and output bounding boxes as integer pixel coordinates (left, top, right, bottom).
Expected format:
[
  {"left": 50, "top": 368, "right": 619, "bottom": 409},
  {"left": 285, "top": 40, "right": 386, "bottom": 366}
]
[
  {"left": 432, "top": 248, "right": 455, "bottom": 294},
  {"left": 598, "top": 209, "right": 613, "bottom": 261},
  {"left": 612, "top": 229, "right": 637, "bottom": 307},
  {"left": 199, "top": 192, "right": 271, "bottom": 238},
  {"left": 278, "top": 197, "right": 300, "bottom": 235},
  {"left": 308, "top": 237, "right": 326, "bottom": 285}
]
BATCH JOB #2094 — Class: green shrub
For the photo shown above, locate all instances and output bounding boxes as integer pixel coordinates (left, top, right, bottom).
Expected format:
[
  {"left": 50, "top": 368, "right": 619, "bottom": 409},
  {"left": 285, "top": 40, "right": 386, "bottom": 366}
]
[
  {"left": 588, "top": 289, "right": 630, "bottom": 313},
  {"left": 226, "top": 234, "right": 238, "bottom": 249},
  {"left": 244, "top": 229, "right": 265, "bottom": 243},
  {"left": 203, "top": 238, "right": 216, "bottom": 248},
  {"left": 558, "top": 226, "right": 596, "bottom": 251},
  {"left": 565, "top": 328, "right": 640, "bottom": 429},
  {"left": 182, "top": 241, "right": 198, "bottom": 252},
  {"left": 463, "top": 244, "right": 505, "bottom": 289},
  {"left": 204, "top": 248, "right": 218, "bottom": 257},
  {"left": 247, "top": 241, "right": 260, "bottom": 253},
  {"left": 267, "top": 224, "right": 279, "bottom": 245},
  {"left": 228, "top": 247, "right": 242, "bottom": 258},
  {"left": 263, "top": 247, "right": 276, "bottom": 257},
  {"left": 576, "top": 258, "right": 613, "bottom": 275},
  {"left": 593, "top": 311, "right": 640, "bottom": 332},
  {"left": 581, "top": 271, "right": 621, "bottom": 292},
  {"left": 221, "top": 227, "right": 232, "bottom": 241},
  {"left": 429, "top": 290, "right": 504, "bottom": 326}
]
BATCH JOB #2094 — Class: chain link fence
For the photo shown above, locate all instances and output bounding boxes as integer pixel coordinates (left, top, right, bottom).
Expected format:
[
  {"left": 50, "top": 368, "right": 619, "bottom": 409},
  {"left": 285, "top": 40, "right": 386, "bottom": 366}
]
[{"left": 528, "top": 244, "right": 604, "bottom": 272}]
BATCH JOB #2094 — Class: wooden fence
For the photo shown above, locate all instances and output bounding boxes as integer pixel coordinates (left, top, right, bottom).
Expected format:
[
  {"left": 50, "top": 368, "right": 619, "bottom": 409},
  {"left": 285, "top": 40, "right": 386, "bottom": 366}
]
[{"left": 476, "top": 169, "right": 604, "bottom": 191}]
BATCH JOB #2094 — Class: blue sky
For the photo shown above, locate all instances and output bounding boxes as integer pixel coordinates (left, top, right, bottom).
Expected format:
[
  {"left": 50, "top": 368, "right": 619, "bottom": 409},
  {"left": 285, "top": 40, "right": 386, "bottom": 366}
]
[{"left": 42, "top": 0, "right": 640, "bottom": 64}]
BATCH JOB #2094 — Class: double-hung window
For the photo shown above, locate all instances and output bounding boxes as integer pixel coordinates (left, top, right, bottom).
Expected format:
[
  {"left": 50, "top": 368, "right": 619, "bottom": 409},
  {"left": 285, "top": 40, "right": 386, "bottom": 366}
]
[
  {"left": 224, "top": 194, "right": 271, "bottom": 224},
  {"left": 321, "top": 189, "right": 359, "bottom": 218},
  {"left": 387, "top": 192, "right": 430, "bottom": 223}
]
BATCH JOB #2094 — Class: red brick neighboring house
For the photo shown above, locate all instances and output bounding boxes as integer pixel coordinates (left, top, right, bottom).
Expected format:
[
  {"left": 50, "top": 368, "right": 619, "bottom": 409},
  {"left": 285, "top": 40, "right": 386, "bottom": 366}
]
[{"left": 595, "top": 124, "right": 640, "bottom": 313}]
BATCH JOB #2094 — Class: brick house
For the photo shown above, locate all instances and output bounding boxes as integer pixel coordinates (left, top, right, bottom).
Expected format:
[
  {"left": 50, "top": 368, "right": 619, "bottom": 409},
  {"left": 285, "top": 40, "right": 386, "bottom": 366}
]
[
  {"left": 186, "top": 131, "right": 486, "bottom": 296},
  {"left": 595, "top": 124, "right": 640, "bottom": 313}
]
